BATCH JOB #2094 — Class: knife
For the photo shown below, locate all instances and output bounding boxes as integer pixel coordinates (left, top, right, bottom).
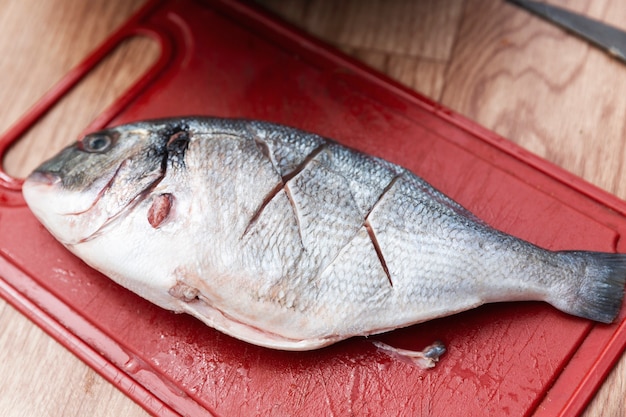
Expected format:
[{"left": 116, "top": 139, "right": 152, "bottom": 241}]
[{"left": 507, "top": 0, "right": 626, "bottom": 63}]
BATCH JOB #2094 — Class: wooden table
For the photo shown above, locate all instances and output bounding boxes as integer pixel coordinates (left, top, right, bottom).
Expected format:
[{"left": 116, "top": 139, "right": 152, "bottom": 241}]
[{"left": 1, "top": 0, "right": 624, "bottom": 415}]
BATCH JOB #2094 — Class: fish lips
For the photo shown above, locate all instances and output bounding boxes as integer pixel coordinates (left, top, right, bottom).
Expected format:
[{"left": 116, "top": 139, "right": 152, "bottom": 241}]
[
  {"left": 24, "top": 165, "right": 113, "bottom": 215},
  {"left": 23, "top": 165, "right": 121, "bottom": 245}
]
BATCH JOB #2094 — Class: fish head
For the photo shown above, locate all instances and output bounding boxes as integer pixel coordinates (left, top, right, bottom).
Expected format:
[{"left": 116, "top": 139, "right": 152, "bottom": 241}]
[{"left": 22, "top": 121, "right": 178, "bottom": 246}]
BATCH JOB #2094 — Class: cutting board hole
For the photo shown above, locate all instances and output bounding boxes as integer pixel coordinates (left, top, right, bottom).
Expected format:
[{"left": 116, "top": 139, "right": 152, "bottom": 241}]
[{"left": 2, "top": 35, "right": 160, "bottom": 179}]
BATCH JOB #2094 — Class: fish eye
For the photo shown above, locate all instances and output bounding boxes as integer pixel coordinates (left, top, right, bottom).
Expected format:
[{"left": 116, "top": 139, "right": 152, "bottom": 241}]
[{"left": 81, "top": 133, "right": 113, "bottom": 153}]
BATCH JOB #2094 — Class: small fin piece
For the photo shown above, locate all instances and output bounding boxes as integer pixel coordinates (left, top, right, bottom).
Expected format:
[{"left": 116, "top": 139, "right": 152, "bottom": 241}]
[
  {"left": 372, "top": 340, "right": 446, "bottom": 369},
  {"left": 552, "top": 251, "right": 626, "bottom": 324}
]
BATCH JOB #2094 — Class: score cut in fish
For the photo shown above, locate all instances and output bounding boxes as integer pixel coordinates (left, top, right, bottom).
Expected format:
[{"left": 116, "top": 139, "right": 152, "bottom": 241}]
[{"left": 22, "top": 117, "right": 626, "bottom": 352}]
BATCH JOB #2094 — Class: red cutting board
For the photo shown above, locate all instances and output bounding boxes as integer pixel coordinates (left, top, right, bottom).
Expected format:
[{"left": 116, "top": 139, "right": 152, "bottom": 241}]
[{"left": 1, "top": 0, "right": 625, "bottom": 416}]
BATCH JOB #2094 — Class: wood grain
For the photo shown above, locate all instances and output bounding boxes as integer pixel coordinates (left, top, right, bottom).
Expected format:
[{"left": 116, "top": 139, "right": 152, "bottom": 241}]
[
  {"left": 3, "top": 36, "right": 160, "bottom": 178},
  {"left": 441, "top": 0, "right": 626, "bottom": 199},
  {"left": 0, "top": 0, "right": 151, "bottom": 416},
  {"left": 292, "top": 0, "right": 464, "bottom": 60},
  {"left": 258, "top": 0, "right": 463, "bottom": 100},
  {"left": 339, "top": 46, "right": 448, "bottom": 100},
  {"left": 0, "top": 0, "right": 148, "bottom": 136},
  {"left": 0, "top": 300, "right": 149, "bottom": 417},
  {"left": 1, "top": 0, "right": 626, "bottom": 415}
]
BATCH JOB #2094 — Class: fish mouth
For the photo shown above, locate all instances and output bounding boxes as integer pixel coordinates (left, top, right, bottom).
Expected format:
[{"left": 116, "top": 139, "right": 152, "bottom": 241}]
[
  {"left": 24, "top": 158, "right": 121, "bottom": 216},
  {"left": 25, "top": 171, "right": 63, "bottom": 187}
]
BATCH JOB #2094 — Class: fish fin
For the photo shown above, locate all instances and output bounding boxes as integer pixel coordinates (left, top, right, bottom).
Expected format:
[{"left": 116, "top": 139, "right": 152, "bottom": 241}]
[
  {"left": 372, "top": 340, "right": 446, "bottom": 369},
  {"left": 553, "top": 251, "right": 626, "bottom": 324}
]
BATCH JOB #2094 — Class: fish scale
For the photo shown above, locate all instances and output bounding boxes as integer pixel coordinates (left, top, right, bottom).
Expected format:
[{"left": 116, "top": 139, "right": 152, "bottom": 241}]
[
  {"left": 313, "top": 226, "right": 393, "bottom": 332},
  {"left": 289, "top": 165, "right": 358, "bottom": 258},
  {"left": 21, "top": 117, "right": 626, "bottom": 351},
  {"left": 247, "top": 123, "right": 324, "bottom": 177},
  {"left": 369, "top": 178, "right": 493, "bottom": 303},
  {"left": 314, "top": 143, "right": 401, "bottom": 216}
]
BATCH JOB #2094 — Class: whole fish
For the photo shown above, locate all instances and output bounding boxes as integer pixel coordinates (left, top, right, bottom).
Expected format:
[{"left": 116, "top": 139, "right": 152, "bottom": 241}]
[{"left": 22, "top": 117, "right": 626, "bottom": 352}]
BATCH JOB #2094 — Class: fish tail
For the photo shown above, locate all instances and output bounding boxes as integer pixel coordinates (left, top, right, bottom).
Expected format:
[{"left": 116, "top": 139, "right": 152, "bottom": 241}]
[{"left": 551, "top": 251, "right": 626, "bottom": 324}]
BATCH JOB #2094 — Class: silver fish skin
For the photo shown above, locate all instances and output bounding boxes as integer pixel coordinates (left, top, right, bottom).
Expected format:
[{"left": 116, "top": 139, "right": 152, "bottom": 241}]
[{"left": 22, "top": 117, "right": 626, "bottom": 350}]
